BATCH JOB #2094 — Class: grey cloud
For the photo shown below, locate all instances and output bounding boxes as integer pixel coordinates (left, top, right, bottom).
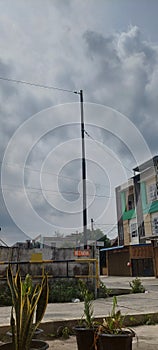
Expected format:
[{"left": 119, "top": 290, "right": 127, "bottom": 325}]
[
  {"left": 1, "top": 0, "right": 158, "bottom": 242},
  {"left": 83, "top": 26, "right": 158, "bottom": 146},
  {"left": 83, "top": 30, "right": 121, "bottom": 81},
  {"left": 84, "top": 31, "right": 117, "bottom": 57},
  {"left": 0, "top": 58, "right": 13, "bottom": 76},
  {"left": 0, "top": 187, "right": 30, "bottom": 245},
  {"left": 118, "top": 26, "right": 157, "bottom": 65}
]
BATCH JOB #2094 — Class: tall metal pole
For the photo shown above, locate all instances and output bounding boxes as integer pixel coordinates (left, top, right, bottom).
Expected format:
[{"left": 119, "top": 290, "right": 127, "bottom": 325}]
[{"left": 79, "top": 90, "right": 87, "bottom": 249}]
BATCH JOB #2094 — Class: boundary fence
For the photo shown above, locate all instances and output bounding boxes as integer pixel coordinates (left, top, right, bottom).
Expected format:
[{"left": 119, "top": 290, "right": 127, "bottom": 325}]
[{"left": 0, "top": 258, "right": 99, "bottom": 296}]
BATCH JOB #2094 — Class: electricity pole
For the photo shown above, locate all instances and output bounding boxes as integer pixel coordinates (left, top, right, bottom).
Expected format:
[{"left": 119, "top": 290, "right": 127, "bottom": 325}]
[
  {"left": 79, "top": 90, "right": 87, "bottom": 249},
  {"left": 91, "top": 218, "right": 94, "bottom": 232}
]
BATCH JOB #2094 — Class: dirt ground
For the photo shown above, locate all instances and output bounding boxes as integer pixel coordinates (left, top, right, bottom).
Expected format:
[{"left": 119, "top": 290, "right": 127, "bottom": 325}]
[
  {"left": 1, "top": 332, "right": 158, "bottom": 349},
  {"left": 47, "top": 338, "right": 158, "bottom": 350},
  {"left": 47, "top": 337, "right": 158, "bottom": 350},
  {"left": 47, "top": 336, "right": 77, "bottom": 350},
  {"left": 1, "top": 325, "right": 158, "bottom": 349}
]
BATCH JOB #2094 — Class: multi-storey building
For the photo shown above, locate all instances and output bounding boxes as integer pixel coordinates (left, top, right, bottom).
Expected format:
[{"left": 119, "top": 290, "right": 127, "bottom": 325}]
[
  {"left": 115, "top": 156, "right": 158, "bottom": 246},
  {"left": 99, "top": 156, "right": 158, "bottom": 277}
]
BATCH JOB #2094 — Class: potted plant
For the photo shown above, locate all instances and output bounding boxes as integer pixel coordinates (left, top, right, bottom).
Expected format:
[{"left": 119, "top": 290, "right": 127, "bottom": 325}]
[
  {"left": 6, "top": 273, "right": 44, "bottom": 340},
  {"left": 73, "top": 280, "right": 97, "bottom": 350},
  {"left": 96, "top": 296, "right": 135, "bottom": 350},
  {"left": 0, "top": 264, "right": 49, "bottom": 350}
]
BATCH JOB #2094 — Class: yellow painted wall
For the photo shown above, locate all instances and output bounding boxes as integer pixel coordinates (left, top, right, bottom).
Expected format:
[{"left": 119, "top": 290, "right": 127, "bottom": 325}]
[
  {"left": 123, "top": 220, "right": 130, "bottom": 245},
  {"left": 144, "top": 213, "right": 152, "bottom": 236}
]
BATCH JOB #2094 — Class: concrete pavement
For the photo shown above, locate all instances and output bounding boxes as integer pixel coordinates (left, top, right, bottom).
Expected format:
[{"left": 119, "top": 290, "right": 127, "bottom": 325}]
[
  {"left": 0, "top": 276, "right": 158, "bottom": 325},
  {"left": 0, "top": 288, "right": 158, "bottom": 326},
  {"left": 0, "top": 276, "right": 158, "bottom": 348},
  {"left": 100, "top": 275, "right": 158, "bottom": 291},
  {"left": 46, "top": 325, "right": 158, "bottom": 349},
  {"left": 45, "top": 276, "right": 158, "bottom": 349}
]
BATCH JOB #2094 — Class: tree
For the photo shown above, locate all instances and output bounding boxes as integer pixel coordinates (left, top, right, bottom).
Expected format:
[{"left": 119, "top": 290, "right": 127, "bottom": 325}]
[{"left": 79, "top": 228, "right": 111, "bottom": 247}]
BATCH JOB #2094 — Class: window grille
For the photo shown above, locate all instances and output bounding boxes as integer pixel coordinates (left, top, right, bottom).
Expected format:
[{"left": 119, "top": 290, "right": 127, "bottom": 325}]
[
  {"left": 130, "top": 223, "right": 138, "bottom": 238},
  {"left": 148, "top": 183, "right": 157, "bottom": 202},
  {"left": 152, "top": 217, "right": 158, "bottom": 234}
]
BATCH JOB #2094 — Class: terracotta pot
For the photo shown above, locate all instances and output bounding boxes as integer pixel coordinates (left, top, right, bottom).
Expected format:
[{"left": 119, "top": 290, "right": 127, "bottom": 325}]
[
  {"left": 98, "top": 331, "right": 134, "bottom": 350},
  {"left": 0, "top": 339, "right": 49, "bottom": 350},
  {"left": 73, "top": 326, "right": 97, "bottom": 350}
]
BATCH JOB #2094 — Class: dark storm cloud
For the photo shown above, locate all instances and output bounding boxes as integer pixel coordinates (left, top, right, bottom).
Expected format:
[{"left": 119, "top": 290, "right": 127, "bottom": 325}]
[{"left": 83, "top": 26, "right": 158, "bottom": 155}]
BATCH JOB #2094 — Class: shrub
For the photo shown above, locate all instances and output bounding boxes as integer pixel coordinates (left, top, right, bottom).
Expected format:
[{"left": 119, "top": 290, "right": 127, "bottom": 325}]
[
  {"left": 0, "top": 282, "right": 12, "bottom": 306},
  {"left": 129, "top": 277, "right": 145, "bottom": 293},
  {"left": 48, "top": 278, "right": 83, "bottom": 302},
  {"left": 0, "top": 277, "right": 94, "bottom": 304}
]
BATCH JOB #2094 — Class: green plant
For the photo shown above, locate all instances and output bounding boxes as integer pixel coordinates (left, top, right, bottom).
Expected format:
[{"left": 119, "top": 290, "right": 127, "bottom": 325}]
[
  {"left": 0, "top": 282, "right": 12, "bottom": 306},
  {"left": 97, "top": 296, "right": 126, "bottom": 335},
  {"left": 144, "top": 314, "right": 156, "bottom": 325},
  {"left": 48, "top": 278, "right": 81, "bottom": 303},
  {"left": 61, "top": 326, "right": 71, "bottom": 339},
  {"left": 99, "top": 279, "right": 111, "bottom": 298},
  {"left": 7, "top": 264, "right": 49, "bottom": 350},
  {"left": 22, "top": 274, "right": 33, "bottom": 297},
  {"left": 56, "top": 325, "right": 71, "bottom": 339},
  {"left": 129, "top": 277, "right": 145, "bottom": 293},
  {"left": 78, "top": 280, "right": 94, "bottom": 328},
  {"left": 95, "top": 298, "right": 136, "bottom": 350}
]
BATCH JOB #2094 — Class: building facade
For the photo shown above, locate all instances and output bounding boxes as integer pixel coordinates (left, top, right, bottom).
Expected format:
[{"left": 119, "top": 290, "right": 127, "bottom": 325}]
[{"left": 116, "top": 156, "right": 158, "bottom": 246}]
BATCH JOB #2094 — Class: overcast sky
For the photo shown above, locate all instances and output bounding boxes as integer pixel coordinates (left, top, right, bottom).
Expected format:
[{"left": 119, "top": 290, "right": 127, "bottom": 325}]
[{"left": 1, "top": 0, "right": 158, "bottom": 245}]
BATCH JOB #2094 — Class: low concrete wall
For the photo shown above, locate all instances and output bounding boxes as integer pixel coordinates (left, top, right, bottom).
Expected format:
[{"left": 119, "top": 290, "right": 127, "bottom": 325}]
[
  {"left": 0, "top": 312, "right": 158, "bottom": 340},
  {"left": 0, "top": 246, "right": 94, "bottom": 280}
]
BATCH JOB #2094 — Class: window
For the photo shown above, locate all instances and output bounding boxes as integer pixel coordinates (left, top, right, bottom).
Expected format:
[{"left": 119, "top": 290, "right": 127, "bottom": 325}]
[
  {"left": 152, "top": 217, "right": 158, "bottom": 234},
  {"left": 130, "top": 223, "right": 138, "bottom": 238},
  {"left": 128, "top": 194, "right": 135, "bottom": 210},
  {"left": 148, "top": 183, "right": 157, "bottom": 202},
  {"left": 125, "top": 186, "right": 135, "bottom": 211}
]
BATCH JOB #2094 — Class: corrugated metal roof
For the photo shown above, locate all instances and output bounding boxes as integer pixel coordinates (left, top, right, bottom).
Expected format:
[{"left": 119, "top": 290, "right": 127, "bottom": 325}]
[
  {"left": 100, "top": 243, "right": 151, "bottom": 252},
  {"left": 100, "top": 245, "right": 124, "bottom": 252}
]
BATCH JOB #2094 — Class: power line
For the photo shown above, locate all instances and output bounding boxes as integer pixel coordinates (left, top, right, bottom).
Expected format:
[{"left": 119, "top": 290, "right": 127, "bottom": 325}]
[
  {"left": 1, "top": 161, "right": 110, "bottom": 189},
  {"left": 0, "top": 75, "right": 134, "bottom": 175},
  {"left": 0, "top": 76, "right": 77, "bottom": 94},
  {"left": 1, "top": 184, "right": 114, "bottom": 198},
  {"left": 84, "top": 128, "right": 134, "bottom": 175},
  {"left": 95, "top": 224, "right": 117, "bottom": 226}
]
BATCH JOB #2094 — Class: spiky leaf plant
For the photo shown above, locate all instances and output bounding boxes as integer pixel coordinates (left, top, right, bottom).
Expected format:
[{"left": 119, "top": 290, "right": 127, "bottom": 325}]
[
  {"left": 98, "top": 296, "right": 125, "bottom": 334},
  {"left": 79, "top": 280, "right": 94, "bottom": 328},
  {"left": 97, "top": 296, "right": 135, "bottom": 336},
  {"left": 7, "top": 264, "right": 49, "bottom": 350}
]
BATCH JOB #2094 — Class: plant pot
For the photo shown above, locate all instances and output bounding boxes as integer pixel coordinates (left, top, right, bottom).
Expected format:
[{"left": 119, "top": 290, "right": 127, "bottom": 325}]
[
  {"left": 7, "top": 328, "right": 43, "bottom": 339},
  {"left": 98, "top": 331, "right": 134, "bottom": 350},
  {"left": 73, "top": 326, "right": 97, "bottom": 350},
  {"left": 0, "top": 339, "right": 49, "bottom": 350}
]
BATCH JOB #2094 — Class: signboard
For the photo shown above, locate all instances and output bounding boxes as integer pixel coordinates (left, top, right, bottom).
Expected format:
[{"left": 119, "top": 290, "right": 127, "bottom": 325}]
[
  {"left": 30, "top": 253, "right": 43, "bottom": 262},
  {"left": 96, "top": 241, "right": 104, "bottom": 247},
  {"left": 74, "top": 250, "right": 90, "bottom": 257},
  {"left": 87, "top": 240, "right": 105, "bottom": 247},
  {"left": 87, "top": 240, "right": 96, "bottom": 245}
]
